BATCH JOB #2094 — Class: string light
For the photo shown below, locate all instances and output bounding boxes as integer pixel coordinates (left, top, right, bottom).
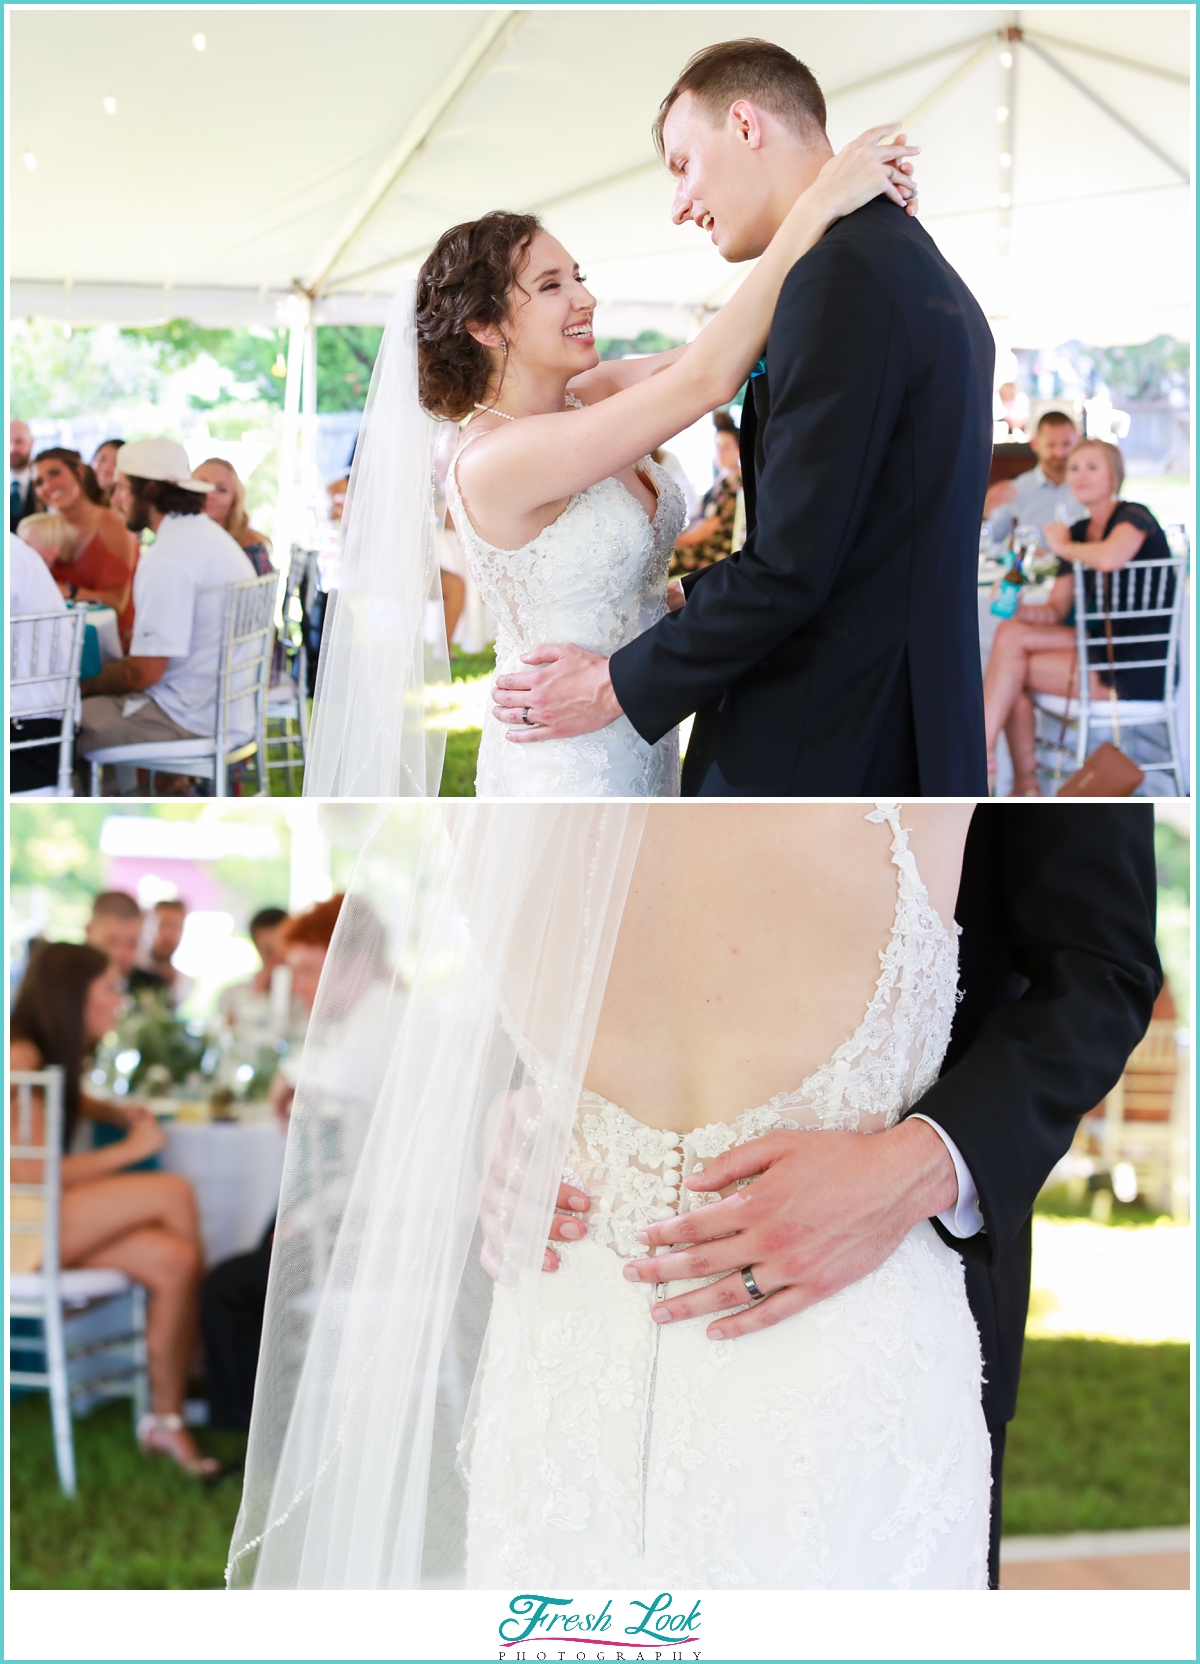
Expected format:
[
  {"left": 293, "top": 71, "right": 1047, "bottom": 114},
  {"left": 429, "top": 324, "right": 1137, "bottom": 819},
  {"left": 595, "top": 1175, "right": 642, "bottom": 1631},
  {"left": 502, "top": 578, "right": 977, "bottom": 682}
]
[
  {"left": 998, "top": 192, "right": 1011, "bottom": 208},
  {"left": 192, "top": 32, "right": 206, "bottom": 51},
  {"left": 103, "top": 97, "right": 116, "bottom": 115},
  {"left": 23, "top": 150, "right": 36, "bottom": 170},
  {"left": 1000, "top": 50, "right": 1013, "bottom": 67},
  {"left": 1000, "top": 152, "right": 1012, "bottom": 169},
  {"left": 996, "top": 105, "right": 1009, "bottom": 122}
]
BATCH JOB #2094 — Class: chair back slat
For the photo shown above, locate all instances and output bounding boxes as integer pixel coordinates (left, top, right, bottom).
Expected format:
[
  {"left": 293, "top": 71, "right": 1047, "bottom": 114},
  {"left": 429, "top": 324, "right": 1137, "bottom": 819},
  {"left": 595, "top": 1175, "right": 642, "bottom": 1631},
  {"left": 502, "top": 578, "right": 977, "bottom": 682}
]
[
  {"left": 208, "top": 574, "right": 279, "bottom": 780},
  {"left": 9, "top": 1068, "right": 64, "bottom": 1279},
  {"left": 9, "top": 609, "right": 88, "bottom": 795}
]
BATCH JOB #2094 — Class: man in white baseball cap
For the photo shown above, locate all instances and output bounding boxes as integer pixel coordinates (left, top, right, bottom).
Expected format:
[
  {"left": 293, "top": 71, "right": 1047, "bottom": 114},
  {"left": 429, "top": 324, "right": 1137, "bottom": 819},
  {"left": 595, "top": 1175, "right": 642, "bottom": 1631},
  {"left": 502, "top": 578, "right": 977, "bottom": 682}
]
[{"left": 77, "top": 437, "right": 257, "bottom": 789}]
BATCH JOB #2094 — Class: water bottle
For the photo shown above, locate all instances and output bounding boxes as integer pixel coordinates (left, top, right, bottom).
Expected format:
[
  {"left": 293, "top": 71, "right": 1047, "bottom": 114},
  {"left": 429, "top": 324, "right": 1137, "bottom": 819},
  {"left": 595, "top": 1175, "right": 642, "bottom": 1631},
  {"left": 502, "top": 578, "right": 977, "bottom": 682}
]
[{"left": 990, "top": 563, "right": 1025, "bottom": 618}]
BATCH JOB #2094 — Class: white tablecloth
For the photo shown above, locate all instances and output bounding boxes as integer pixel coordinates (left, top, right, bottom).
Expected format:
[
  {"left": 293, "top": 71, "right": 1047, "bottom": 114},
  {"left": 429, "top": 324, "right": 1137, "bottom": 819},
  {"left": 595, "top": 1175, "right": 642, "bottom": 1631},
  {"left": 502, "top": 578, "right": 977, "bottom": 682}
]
[
  {"left": 160, "top": 1121, "right": 286, "bottom": 1268},
  {"left": 86, "top": 605, "right": 122, "bottom": 662}
]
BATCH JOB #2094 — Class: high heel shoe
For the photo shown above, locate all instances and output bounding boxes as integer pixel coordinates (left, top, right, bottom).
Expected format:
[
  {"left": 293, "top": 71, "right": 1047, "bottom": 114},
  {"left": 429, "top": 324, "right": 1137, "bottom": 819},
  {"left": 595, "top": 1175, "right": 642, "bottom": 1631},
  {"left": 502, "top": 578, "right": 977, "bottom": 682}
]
[{"left": 137, "top": 1412, "right": 222, "bottom": 1479}]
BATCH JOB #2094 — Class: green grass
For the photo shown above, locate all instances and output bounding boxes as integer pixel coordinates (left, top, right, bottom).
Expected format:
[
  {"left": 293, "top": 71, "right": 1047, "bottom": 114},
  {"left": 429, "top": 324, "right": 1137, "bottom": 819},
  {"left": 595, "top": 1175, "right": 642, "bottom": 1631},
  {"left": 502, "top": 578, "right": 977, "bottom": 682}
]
[
  {"left": 8, "top": 1397, "right": 246, "bottom": 1588},
  {"left": 437, "top": 646, "right": 494, "bottom": 798},
  {"left": 440, "top": 729, "right": 482, "bottom": 796},
  {"left": 1035, "top": 1183, "right": 1174, "bottom": 1227},
  {"left": 1003, "top": 1338, "right": 1190, "bottom": 1536},
  {"left": 9, "top": 1335, "right": 1189, "bottom": 1584}
]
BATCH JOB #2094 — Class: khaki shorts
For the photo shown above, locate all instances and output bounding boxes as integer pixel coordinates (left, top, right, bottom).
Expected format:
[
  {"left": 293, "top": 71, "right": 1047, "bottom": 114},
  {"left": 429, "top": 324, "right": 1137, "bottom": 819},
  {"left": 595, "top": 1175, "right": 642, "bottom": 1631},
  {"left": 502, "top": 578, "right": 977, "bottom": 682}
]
[{"left": 77, "top": 695, "right": 201, "bottom": 757}]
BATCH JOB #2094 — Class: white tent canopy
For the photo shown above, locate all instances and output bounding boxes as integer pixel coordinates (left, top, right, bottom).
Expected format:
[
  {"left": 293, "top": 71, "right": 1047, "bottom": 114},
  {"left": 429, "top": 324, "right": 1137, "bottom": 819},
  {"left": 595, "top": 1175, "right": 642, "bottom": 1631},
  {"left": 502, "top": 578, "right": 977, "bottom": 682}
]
[{"left": 10, "top": 5, "right": 1193, "bottom": 347}]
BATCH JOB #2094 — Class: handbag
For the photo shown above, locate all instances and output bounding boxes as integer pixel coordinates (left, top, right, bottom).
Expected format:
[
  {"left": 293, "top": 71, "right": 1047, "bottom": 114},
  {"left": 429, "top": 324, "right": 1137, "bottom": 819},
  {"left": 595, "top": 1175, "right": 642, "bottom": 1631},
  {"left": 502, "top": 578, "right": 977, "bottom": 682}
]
[{"left": 1055, "top": 573, "right": 1145, "bottom": 797}]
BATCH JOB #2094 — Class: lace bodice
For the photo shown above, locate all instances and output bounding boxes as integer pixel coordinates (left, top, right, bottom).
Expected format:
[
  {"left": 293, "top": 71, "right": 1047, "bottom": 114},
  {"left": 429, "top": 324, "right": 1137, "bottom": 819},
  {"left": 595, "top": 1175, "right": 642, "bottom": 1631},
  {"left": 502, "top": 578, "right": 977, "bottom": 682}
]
[
  {"left": 446, "top": 405, "right": 687, "bottom": 669},
  {"left": 447, "top": 403, "right": 686, "bottom": 797},
  {"left": 468, "top": 801, "right": 989, "bottom": 1591},
  {"left": 563, "top": 802, "right": 961, "bottom": 1258}
]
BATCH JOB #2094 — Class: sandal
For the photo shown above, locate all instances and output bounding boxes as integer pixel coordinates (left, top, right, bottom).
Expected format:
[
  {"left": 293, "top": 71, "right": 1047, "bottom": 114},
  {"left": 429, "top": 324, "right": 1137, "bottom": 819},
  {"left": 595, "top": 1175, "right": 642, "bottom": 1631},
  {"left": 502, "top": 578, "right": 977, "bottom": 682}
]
[{"left": 137, "top": 1412, "right": 222, "bottom": 1479}]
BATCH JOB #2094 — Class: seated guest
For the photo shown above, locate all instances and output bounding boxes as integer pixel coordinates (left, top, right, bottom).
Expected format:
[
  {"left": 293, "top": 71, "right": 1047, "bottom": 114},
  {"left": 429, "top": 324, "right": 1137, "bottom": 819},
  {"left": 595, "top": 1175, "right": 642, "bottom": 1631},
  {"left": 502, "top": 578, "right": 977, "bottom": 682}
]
[
  {"left": 141, "top": 898, "right": 191, "bottom": 1007},
  {"left": 201, "top": 895, "right": 397, "bottom": 1430},
  {"left": 668, "top": 411, "right": 742, "bottom": 577},
  {"left": 9, "top": 530, "right": 76, "bottom": 791},
  {"left": 10, "top": 943, "right": 217, "bottom": 1476},
  {"left": 996, "top": 379, "right": 1031, "bottom": 438},
  {"left": 76, "top": 439, "right": 257, "bottom": 786},
  {"left": 201, "top": 895, "right": 346, "bottom": 1431},
  {"left": 193, "top": 458, "right": 274, "bottom": 576},
  {"left": 10, "top": 421, "right": 38, "bottom": 531},
  {"left": 90, "top": 439, "right": 125, "bottom": 506},
  {"left": 86, "top": 890, "right": 168, "bottom": 999},
  {"left": 983, "top": 438, "right": 1171, "bottom": 796},
  {"left": 217, "top": 907, "right": 290, "bottom": 1025},
  {"left": 985, "top": 410, "right": 1082, "bottom": 548},
  {"left": 17, "top": 510, "right": 79, "bottom": 570},
  {"left": 33, "top": 448, "right": 140, "bottom": 649}
]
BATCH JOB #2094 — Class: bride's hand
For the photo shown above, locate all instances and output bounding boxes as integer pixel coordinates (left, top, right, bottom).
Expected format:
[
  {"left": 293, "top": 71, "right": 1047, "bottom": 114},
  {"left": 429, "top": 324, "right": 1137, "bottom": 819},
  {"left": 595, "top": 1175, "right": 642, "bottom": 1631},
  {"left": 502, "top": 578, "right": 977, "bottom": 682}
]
[
  {"left": 798, "top": 125, "right": 920, "bottom": 233},
  {"left": 666, "top": 579, "right": 687, "bottom": 613}
]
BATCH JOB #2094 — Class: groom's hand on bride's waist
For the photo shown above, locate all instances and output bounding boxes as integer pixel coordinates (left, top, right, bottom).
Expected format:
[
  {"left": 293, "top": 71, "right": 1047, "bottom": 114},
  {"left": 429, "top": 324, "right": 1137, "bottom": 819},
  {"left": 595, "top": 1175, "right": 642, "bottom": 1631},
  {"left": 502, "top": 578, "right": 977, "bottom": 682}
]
[
  {"left": 492, "top": 645, "right": 623, "bottom": 740},
  {"left": 621, "top": 1120, "right": 959, "bottom": 1341}
]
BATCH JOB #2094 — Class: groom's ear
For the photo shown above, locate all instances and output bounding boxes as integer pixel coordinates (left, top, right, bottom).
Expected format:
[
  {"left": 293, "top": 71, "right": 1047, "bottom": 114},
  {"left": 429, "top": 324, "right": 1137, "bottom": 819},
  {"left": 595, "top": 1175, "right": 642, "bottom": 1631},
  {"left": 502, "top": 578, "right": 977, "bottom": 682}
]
[{"left": 727, "top": 99, "right": 768, "bottom": 151}]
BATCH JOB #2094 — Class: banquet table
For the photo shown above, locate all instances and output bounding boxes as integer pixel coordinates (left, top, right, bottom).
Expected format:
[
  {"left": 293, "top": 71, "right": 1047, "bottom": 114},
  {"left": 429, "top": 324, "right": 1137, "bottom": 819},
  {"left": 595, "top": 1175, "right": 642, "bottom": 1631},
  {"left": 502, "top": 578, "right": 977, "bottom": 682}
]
[{"left": 159, "top": 1118, "right": 287, "bottom": 1268}]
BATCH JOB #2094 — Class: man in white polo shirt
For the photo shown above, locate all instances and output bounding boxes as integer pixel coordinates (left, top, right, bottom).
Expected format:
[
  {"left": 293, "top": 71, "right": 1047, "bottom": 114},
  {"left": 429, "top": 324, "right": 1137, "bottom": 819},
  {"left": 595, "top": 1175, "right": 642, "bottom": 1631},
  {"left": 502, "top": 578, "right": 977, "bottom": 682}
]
[{"left": 77, "top": 438, "right": 256, "bottom": 774}]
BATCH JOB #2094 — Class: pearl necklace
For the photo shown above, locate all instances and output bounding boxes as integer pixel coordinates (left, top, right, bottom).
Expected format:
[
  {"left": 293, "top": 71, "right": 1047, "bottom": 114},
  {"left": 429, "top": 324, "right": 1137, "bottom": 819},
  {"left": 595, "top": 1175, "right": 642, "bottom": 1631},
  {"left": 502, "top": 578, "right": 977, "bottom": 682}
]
[{"left": 473, "top": 402, "right": 517, "bottom": 422}]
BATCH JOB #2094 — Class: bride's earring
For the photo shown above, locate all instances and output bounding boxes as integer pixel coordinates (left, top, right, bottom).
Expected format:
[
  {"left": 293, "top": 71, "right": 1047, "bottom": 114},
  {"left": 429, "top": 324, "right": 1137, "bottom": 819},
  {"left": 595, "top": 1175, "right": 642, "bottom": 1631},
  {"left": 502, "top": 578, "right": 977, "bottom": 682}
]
[{"left": 500, "top": 339, "right": 509, "bottom": 358}]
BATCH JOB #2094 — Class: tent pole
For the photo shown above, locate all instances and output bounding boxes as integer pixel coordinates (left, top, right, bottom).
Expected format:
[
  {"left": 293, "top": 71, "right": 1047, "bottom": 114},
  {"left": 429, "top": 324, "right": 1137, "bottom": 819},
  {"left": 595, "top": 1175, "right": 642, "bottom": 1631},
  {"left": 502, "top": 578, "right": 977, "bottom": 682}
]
[
  {"left": 276, "top": 297, "right": 308, "bottom": 570},
  {"left": 898, "top": 38, "right": 999, "bottom": 132},
  {"left": 1021, "top": 30, "right": 1189, "bottom": 86},
  {"left": 308, "top": 9, "right": 528, "bottom": 296},
  {"left": 826, "top": 31, "right": 997, "bottom": 102},
  {"left": 1020, "top": 37, "right": 1189, "bottom": 181},
  {"left": 301, "top": 316, "right": 319, "bottom": 545}
]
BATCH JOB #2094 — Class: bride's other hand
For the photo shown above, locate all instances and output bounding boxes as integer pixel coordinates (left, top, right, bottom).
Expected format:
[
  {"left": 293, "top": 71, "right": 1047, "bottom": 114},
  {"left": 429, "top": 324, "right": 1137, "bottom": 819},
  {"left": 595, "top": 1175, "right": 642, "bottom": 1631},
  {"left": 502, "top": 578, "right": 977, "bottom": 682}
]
[
  {"left": 621, "top": 1118, "right": 958, "bottom": 1338},
  {"left": 544, "top": 1182, "right": 592, "bottom": 1272},
  {"left": 800, "top": 126, "right": 919, "bottom": 230},
  {"left": 666, "top": 579, "right": 687, "bottom": 613}
]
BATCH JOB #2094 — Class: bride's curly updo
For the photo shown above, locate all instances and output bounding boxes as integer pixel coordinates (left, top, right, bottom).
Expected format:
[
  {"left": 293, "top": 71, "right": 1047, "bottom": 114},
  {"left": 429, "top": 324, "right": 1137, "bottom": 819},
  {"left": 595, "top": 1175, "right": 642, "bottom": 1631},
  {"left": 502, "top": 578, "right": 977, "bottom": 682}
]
[{"left": 415, "top": 210, "right": 543, "bottom": 420}]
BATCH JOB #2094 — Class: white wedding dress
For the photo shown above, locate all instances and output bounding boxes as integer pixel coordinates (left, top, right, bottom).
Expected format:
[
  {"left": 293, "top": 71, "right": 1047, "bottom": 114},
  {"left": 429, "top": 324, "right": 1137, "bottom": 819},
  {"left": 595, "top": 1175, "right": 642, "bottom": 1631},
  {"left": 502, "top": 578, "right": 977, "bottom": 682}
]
[
  {"left": 446, "top": 411, "right": 686, "bottom": 798},
  {"left": 465, "top": 804, "right": 992, "bottom": 1589}
]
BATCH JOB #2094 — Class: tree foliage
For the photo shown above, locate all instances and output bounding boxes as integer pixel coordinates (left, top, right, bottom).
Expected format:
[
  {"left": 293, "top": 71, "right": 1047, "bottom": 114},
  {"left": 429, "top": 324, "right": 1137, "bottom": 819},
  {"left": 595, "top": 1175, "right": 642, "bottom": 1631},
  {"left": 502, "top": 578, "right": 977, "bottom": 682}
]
[
  {"left": 594, "top": 329, "right": 683, "bottom": 363},
  {"left": 118, "top": 321, "right": 384, "bottom": 412}
]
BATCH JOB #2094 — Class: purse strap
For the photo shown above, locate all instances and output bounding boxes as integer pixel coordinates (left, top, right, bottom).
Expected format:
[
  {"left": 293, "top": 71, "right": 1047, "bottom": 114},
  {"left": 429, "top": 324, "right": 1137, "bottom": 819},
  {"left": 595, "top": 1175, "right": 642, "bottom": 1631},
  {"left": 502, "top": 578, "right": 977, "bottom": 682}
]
[
  {"left": 1102, "top": 571, "right": 1122, "bottom": 748},
  {"left": 1055, "top": 567, "right": 1122, "bottom": 785}
]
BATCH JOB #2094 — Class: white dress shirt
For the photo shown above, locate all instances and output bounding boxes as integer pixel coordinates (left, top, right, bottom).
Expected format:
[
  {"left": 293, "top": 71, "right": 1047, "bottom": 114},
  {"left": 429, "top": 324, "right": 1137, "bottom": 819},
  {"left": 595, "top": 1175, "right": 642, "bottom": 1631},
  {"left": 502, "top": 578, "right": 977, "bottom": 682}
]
[
  {"left": 129, "top": 513, "right": 256, "bottom": 739},
  {"left": 908, "top": 1113, "right": 985, "bottom": 1237},
  {"left": 9, "top": 533, "right": 75, "bottom": 717},
  {"left": 988, "top": 464, "right": 1084, "bottom": 550}
]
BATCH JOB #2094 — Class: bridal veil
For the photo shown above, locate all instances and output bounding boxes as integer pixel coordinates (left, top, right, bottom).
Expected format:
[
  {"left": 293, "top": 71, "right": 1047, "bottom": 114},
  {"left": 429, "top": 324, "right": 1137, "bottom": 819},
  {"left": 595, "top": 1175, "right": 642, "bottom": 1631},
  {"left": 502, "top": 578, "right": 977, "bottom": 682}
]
[
  {"left": 304, "top": 283, "right": 449, "bottom": 798},
  {"left": 228, "top": 803, "right": 646, "bottom": 1587}
]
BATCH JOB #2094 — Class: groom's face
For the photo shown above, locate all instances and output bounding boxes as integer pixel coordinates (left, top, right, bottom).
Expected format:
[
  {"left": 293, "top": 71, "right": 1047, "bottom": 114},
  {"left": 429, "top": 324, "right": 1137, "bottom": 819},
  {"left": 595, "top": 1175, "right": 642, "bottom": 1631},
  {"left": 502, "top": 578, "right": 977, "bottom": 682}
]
[{"left": 662, "top": 92, "right": 777, "bottom": 263}]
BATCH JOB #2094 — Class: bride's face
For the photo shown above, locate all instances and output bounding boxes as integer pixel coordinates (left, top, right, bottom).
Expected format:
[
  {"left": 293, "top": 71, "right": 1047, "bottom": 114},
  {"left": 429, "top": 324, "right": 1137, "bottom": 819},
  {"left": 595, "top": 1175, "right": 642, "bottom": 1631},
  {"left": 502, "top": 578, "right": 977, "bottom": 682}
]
[{"left": 493, "top": 232, "right": 599, "bottom": 381}]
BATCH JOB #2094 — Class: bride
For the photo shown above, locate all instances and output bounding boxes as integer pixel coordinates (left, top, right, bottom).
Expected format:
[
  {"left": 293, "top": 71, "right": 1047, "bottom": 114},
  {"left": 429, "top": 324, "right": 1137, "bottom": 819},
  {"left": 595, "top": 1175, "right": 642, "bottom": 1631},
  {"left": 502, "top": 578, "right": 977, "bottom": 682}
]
[
  {"left": 304, "top": 129, "right": 916, "bottom": 798},
  {"left": 229, "top": 801, "right": 990, "bottom": 1588}
]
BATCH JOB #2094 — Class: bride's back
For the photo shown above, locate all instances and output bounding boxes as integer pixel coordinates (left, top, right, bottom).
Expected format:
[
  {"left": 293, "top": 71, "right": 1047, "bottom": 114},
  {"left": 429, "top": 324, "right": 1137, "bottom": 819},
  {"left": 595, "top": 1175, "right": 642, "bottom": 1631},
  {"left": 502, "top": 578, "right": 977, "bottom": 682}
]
[{"left": 585, "top": 803, "right": 973, "bottom": 1132}]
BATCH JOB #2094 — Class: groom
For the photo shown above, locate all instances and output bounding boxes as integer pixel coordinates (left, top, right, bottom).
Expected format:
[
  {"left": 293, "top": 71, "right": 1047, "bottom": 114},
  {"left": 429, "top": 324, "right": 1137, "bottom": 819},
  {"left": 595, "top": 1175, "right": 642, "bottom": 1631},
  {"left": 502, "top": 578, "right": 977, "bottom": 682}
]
[{"left": 491, "top": 37, "right": 994, "bottom": 794}]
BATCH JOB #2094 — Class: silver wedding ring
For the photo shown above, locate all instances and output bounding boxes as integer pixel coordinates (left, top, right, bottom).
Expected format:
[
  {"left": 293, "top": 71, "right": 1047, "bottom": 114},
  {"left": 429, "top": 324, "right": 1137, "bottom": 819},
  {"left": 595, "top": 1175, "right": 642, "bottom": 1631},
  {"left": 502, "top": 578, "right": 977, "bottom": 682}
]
[
  {"left": 740, "top": 1265, "right": 766, "bottom": 1302},
  {"left": 522, "top": 708, "right": 534, "bottom": 726}
]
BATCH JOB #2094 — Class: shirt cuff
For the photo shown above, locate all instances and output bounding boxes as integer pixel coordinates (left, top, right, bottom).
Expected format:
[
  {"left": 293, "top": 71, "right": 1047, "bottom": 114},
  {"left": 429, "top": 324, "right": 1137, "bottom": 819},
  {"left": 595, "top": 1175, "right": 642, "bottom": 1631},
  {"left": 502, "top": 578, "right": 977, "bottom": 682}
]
[{"left": 907, "top": 1113, "right": 985, "bottom": 1239}]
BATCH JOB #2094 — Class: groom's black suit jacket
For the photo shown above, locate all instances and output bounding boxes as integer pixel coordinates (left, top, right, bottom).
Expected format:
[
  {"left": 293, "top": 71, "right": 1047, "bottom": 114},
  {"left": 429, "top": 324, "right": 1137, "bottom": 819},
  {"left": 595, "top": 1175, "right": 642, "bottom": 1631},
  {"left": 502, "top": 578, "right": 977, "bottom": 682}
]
[
  {"left": 609, "top": 196, "right": 995, "bottom": 796},
  {"left": 912, "top": 803, "right": 1160, "bottom": 1427}
]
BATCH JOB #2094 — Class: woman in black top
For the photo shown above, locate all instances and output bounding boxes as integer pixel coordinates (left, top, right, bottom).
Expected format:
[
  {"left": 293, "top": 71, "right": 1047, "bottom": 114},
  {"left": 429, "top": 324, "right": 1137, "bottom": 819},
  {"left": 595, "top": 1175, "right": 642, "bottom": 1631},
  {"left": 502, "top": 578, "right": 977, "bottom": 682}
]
[
  {"left": 1045, "top": 442, "right": 1175, "bottom": 701},
  {"left": 983, "top": 438, "right": 1173, "bottom": 793}
]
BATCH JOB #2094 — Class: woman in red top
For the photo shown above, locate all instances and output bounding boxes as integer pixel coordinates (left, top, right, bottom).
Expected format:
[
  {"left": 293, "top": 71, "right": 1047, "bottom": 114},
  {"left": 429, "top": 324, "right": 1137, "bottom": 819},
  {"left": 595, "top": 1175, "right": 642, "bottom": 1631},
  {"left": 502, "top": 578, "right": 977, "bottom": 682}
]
[{"left": 33, "top": 448, "right": 140, "bottom": 649}]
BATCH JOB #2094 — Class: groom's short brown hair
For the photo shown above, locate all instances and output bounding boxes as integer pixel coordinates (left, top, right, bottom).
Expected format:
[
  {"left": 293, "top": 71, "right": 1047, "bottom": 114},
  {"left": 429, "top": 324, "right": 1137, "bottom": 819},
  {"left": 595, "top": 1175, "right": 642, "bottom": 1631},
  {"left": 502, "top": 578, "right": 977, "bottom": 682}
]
[{"left": 653, "top": 39, "right": 827, "bottom": 157}]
